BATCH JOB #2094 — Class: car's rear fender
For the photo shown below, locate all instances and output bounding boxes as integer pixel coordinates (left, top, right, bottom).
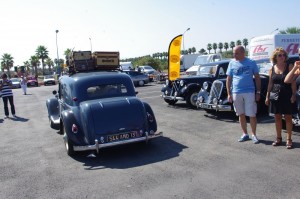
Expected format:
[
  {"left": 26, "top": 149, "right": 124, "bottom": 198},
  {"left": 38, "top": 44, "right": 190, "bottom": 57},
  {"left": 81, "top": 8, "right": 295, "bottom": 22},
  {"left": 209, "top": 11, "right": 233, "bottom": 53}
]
[
  {"left": 142, "top": 102, "right": 157, "bottom": 133},
  {"left": 46, "top": 98, "right": 60, "bottom": 130}
]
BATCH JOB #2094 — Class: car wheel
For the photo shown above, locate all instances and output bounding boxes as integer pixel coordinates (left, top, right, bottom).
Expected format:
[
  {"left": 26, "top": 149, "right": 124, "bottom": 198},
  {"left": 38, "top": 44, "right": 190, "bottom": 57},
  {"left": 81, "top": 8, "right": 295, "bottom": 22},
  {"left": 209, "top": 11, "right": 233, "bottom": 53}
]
[
  {"left": 63, "top": 125, "right": 75, "bottom": 156},
  {"left": 138, "top": 80, "right": 144, "bottom": 86},
  {"left": 186, "top": 90, "right": 199, "bottom": 108},
  {"left": 164, "top": 99, "right": 177, "bottom": 105}
]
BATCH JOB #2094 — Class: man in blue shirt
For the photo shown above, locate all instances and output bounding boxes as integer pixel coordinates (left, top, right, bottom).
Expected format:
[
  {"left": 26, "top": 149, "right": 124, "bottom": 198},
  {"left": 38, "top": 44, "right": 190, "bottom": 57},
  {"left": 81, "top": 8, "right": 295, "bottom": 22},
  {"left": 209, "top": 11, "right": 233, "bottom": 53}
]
[{"left": 226, "top": 46, "right": 261, "bottom": 144}]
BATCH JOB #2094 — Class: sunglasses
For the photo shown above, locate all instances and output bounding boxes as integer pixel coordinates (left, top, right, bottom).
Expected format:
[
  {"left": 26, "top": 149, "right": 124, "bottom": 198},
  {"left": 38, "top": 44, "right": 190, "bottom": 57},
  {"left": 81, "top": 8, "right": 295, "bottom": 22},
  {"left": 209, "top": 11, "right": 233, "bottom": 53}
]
[{"left": 277, "top": 54, "right": 286, "bottom": 58}]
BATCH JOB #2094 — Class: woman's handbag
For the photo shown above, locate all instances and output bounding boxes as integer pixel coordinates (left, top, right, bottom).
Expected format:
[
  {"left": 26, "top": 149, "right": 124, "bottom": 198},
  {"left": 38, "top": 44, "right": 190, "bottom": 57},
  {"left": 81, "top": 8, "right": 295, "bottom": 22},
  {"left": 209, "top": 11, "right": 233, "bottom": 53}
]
[{"left": 269, "top": 84, "right": 281, "bottom": 101}]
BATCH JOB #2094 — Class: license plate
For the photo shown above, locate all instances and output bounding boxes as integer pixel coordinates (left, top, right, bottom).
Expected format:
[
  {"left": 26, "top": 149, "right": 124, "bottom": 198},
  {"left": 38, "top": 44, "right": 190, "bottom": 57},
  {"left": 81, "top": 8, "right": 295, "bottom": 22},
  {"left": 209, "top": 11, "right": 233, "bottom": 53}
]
[
  {"left": 107, "top": 131, "right": 140, "bottom": 143},
  {"left": 200, "top": 103, "right": 212, "bottom": 109}
]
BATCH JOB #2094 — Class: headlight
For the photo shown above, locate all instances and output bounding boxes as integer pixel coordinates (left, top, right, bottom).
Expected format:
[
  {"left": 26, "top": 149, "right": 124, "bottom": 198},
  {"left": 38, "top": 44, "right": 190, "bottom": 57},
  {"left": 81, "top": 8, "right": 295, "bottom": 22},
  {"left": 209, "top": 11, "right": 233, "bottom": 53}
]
[
  {"left": 198, "top": 96, "right": 204, "bottom": 103},
  {"left": 180, "top": 80, "right": 184, "bottom": 86},
  {"left": 203, "top": 82, "right": 209, "bottom": 90},
  {"left": 165, "top": 79, "right": 169, "bottom": 85},
  {"left": 213, "top": 98, "right": 218, "bottom": 105}
]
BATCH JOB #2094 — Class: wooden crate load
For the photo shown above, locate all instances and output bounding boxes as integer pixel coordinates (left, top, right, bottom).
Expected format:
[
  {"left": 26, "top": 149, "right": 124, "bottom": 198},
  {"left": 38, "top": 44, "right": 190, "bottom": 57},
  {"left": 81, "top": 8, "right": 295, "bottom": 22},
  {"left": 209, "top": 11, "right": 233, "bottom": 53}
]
[
  {"left": 93, "top": 51, "right": 120, "bottom": 70},
  {"left": 67, "top": 51, "right": 120, "bottom": 72}
]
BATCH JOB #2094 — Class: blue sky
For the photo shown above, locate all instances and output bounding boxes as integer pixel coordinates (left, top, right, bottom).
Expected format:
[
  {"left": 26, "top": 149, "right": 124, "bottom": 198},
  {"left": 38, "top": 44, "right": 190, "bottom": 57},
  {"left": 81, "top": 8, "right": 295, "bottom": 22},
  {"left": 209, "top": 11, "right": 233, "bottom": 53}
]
[{"left": 1, "top": 0, "right": 299, "bottom": 66}]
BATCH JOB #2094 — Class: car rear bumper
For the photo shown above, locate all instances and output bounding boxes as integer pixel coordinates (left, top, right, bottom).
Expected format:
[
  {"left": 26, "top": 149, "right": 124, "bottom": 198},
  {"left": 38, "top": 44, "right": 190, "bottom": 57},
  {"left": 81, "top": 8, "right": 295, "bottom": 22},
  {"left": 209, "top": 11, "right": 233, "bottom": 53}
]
[
  {"left": 73, "top": 131, "right": 163, "bottom": 153},
  {"left": 197, "top": 103, "right": 232, "bottom": 111}
]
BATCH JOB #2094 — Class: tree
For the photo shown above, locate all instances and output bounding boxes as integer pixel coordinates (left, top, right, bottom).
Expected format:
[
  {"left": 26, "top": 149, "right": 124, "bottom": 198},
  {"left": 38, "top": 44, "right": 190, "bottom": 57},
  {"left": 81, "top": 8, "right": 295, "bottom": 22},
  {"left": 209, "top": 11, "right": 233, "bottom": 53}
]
[
  {"left": 242, "top": 38, "right": 248, "bottom": 50},
  {"left": 199, "top": 48, "right": 207, "bottom": 54},
  {"left": 207, "top": 43, "right": 212, "bottom": 54},
  {"left": 23, "top": 61, "right": 31, "bottom": 74},
  {"left": 35, "top": 45, "right": 49, "bottom": 75},
  {"left": 224, "top": 42, "right": 229, "bottom": 51},
  {"left": 212, "top": 43, "right": 217, "bottom": 54},
  {"left": 279, "top": 26, "right": 300, "bottom": 34},
  {"left": 230, "top": 41, "right": 235, "bottom": 51},
  {"left": 1, "top": 53, "right": 14, "bottom": 76},
  {"left": 191, "top": 47, "right": 196, "bottom": 54},
  {"left": 236, "top": 40, "right": 242, "bottom": 46},
  {"left": 45, "top": 58, "right": 54, "bottom": 72},
  {"left": 64, "top": 48, "right": 72, "bottom": 60},
  {"left": 188, "top": 48, "right": 192, "bottom": 54},
  {"left": 218, "top": 42, "right": 223, "bottom": 53},
  {"left": 30, "top": 55, "right": 40, "bottom": 77}
]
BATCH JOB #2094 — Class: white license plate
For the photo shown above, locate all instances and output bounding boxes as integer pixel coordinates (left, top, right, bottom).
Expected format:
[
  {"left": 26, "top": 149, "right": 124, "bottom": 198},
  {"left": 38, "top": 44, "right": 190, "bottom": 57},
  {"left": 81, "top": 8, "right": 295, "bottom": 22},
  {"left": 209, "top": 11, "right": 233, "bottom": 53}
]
[{"left": 200, "top": 103, "right": 212, "bottom": 109}]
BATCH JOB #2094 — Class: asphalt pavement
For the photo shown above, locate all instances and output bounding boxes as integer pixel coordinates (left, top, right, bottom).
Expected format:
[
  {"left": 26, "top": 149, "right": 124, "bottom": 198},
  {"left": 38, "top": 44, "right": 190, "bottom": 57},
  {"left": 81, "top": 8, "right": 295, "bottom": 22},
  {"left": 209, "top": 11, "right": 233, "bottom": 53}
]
[{"left": 1, "top": 83, "right": 300, "bottom": 199}]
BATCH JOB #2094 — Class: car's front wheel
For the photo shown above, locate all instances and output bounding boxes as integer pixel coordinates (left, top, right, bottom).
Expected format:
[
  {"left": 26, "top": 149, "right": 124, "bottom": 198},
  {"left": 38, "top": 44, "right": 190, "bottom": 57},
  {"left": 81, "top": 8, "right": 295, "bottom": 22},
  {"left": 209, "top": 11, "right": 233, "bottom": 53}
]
[
  {"left": 63, "top": 125, "right": 75, "bottom": 156},
  {"left": 138, "top": 80, "right": 145, "bottom": 86},
  {"left": 186, "top": 90, "right": 199, "bottom": 108}
]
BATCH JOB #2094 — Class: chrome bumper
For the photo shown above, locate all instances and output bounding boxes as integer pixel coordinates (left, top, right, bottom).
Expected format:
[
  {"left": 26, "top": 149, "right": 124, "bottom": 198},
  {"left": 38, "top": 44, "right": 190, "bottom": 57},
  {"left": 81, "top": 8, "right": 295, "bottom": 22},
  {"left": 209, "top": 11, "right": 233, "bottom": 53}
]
[
  {"left": 73, "top": 131, "right": 163, "bottom": 153},
  {"left": 161, "top": 94, "right": 184, "bottom": 101},
  {"left": 197, "top": 103, "right": 232, "bottom": 112}
]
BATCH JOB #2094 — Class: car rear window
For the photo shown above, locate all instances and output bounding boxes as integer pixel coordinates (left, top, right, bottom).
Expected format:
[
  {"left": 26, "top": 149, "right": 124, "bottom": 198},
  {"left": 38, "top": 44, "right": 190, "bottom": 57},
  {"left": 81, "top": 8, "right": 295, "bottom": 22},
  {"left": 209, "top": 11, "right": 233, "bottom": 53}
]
[{"left": 86, "top": 83, "right": 128, "bottom": 99}]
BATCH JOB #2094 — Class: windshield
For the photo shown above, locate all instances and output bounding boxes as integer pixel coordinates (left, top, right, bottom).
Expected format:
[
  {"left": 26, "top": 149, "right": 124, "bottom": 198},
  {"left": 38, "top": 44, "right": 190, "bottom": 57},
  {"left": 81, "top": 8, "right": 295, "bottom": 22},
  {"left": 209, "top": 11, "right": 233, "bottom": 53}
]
[
  {"left": 197, "top": 65, "right": 217, "bottom": 76},
  {"left": 45, "top": 75, "right": 54, "bottom": 79},
  {"left": 144, "top": 66, "right": 153, "bottom": 70},
  {"left": 11, "top": 78, "right": 19, "bottom": 82},
  {"left": 86, "top": 83, "right": 128, "bottom": 100},
  {"left": 194, "top": 56, "right": 209, "bottom": 65},
  {"left": 257, "top": 61, "right": 272, "bottom": 75}
]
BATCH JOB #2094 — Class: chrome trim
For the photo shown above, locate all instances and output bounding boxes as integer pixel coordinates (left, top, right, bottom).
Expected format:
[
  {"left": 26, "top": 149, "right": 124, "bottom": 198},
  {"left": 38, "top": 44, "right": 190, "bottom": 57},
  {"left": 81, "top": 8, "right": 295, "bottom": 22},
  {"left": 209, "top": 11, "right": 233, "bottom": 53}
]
[
  {"left": 161, "top": 95, "right": 184, "bottom": 101},
  {"left": 73, "top": 131, "right": 163, "bottom": 152}
]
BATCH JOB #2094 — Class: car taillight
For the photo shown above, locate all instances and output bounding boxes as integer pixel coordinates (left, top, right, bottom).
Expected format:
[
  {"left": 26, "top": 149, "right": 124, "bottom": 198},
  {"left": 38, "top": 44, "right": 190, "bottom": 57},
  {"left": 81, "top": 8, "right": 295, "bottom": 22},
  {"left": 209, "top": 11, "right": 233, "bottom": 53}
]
[
  {"left": 72, "top": 97, "right": 78, "bottom": 101},
  {"left": 72, "top": 124, "right": 78, "bottom": 134},
  {"left": 147, "top": 112, "right": 154, "bottom": 123}
]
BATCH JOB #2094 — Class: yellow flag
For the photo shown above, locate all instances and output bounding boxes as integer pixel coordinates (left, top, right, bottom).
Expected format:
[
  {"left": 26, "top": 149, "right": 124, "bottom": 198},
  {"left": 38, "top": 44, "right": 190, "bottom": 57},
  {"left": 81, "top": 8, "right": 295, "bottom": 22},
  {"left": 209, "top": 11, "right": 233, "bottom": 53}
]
[{"left": 168, "top": 34, "right": 182, "bottom": 81}]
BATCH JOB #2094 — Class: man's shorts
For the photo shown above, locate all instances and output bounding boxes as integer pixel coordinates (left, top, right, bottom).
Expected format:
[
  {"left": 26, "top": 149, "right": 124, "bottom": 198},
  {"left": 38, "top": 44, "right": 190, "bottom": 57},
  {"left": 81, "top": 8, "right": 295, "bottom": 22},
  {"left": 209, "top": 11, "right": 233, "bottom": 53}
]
[{"left": 232, "top": 92, "right": 257, "bottom": 117}]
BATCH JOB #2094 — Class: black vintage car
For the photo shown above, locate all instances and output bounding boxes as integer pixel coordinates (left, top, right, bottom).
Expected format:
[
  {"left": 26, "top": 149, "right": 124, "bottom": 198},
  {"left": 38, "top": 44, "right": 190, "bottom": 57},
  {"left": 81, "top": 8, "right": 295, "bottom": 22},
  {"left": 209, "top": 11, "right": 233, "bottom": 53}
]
[
  {"left": 46, "top": 51, "right": 162, "bottom": 156},
  {"left": 197, "top": 56, "right": 300, "bottom": 115},
  {"left": 161, "top": 60, "right": 230, "bottom": 108}
]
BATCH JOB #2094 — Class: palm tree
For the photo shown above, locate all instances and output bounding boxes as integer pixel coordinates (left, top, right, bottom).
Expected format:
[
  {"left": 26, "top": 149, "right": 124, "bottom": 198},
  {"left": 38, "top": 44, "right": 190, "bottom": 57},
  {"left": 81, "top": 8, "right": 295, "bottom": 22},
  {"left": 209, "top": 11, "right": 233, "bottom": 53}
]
[
  {"left": 1, "top": 53, "right": 14, "bottom": 76},
  {"left": 45, "top": 58, "right": 54, "bottom": 72},
  {"left": 35, "top": 45, "right": 49, "bottom": 75},
  {"left": 30, "top": 55, "right": 40, "bottom": 77},
  {"left": 218, "top": 42, "right": 223, "bottom": 53},
  {"left": 242, "top": 38, "right": 248, "bottom": 50},
  {"left": 199, "top": 48, "right": 207, "bottom": 54},
  {"left": 23, "top": 61, "right": 31, "bottom": 74},
  {"left": 230, "top": 41, "right": 235, "bottom": 51},
  {"left": 224, "top": 42, "right": 229, "bottom": 51},
  {"left": 279, "top": 27, "right": 300, "bottom": 34},
  {"left": 212, "top": 43, "right": 217, "bottom": 54},
  {"left": 191, "top": 47, "right": 196, "bottom": 54},
  {"left": 236, "top": 40, "right": 242, "bottom": 46},
  {"left": 207, "top": 43, "right": 212, "bottom": 54},
  {"left": 64, "top": 48, "right": 72, "bottom": 60}
]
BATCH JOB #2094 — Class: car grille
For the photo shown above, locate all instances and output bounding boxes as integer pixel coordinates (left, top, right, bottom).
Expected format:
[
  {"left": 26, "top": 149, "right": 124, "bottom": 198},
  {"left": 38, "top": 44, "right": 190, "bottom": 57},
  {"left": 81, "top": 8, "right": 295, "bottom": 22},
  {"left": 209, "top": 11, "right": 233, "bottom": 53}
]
[{"left": 208, "top": 80, "right": 223, "bottom": 103}]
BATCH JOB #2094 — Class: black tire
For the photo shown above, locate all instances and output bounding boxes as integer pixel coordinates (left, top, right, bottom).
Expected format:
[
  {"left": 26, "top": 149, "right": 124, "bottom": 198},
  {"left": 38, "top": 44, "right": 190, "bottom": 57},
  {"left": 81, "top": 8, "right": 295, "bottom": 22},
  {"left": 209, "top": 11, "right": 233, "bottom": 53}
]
[
  {"left": 164, "top": 99, "right": 177, "bottom": 105},
  {"left": 63, "top": 125, "right": 75, "bottom": 156},
  {"left": 35, "top": 82, "right": 38, "bottom": 87},
  {"left": 186, "top": 90, "right": 199, "bottom": 108},
  {"left": 138, "top": 80, "right": 144, "bottom": 86}
]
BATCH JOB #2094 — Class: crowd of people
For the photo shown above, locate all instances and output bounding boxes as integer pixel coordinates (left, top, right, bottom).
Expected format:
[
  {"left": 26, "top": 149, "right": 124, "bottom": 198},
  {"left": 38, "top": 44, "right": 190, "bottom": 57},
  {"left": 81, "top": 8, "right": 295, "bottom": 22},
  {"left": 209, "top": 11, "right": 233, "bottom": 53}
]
[{"left": 226, "top": 45, "right": 300, "bottom": 149}]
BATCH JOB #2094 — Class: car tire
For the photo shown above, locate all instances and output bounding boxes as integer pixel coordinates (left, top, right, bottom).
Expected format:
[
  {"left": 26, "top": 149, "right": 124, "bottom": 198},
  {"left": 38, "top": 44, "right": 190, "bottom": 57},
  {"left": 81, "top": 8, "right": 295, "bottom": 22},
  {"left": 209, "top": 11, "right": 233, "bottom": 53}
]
[
  {"left": 186, "top": 90, "right": 199, "bottom": 108},
  {"left": 63, "top": 126, "right": 75, "bottom": 156},
  {"left": 138, "top": 80, "right": 144, "bottom": 86},
  {"left": 35, "top": 82, "right": 38, "bottom": 87},
  {"left": 164, "top": 99, "right": 177, "bottom": 105}
]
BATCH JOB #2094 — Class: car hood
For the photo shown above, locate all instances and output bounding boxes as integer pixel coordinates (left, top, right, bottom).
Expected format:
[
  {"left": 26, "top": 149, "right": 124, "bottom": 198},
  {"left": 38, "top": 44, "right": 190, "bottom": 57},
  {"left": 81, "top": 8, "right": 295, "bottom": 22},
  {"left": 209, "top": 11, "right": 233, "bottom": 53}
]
[{"left": 79, "top": 97, "right": 147, "bottom": 136}]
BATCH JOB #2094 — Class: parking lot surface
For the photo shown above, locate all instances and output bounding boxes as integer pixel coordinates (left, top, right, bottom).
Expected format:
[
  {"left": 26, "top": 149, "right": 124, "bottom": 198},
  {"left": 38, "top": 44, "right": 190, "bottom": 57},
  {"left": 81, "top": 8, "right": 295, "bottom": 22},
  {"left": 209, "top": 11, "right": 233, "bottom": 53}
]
[{"left": 1, "top": 83, "right": 300, "bottom": 199}]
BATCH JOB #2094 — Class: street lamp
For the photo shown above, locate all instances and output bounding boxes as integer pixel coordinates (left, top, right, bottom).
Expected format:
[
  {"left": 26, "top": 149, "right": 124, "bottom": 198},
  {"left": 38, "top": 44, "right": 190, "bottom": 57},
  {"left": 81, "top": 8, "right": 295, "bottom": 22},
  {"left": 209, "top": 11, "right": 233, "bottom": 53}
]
[
  {"left": 182, "top": 28, "right": 190, "bottom": 52},
  {"left": 55, "top": 30, "right": 60, "bottom": 75},
  {"left": 270, "top": 28, "right": 279, "bottom": 34},
  {"left": 89, "top": 37, "right": 92, "bottom": 52}
]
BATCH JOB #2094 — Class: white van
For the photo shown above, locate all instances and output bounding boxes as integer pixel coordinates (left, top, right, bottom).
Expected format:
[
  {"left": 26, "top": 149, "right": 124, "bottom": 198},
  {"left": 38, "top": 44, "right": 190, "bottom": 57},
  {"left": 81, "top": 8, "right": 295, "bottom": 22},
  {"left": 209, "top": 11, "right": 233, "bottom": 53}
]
[{"left": 120, "top": 61, "right": 133, "bottom": 70}]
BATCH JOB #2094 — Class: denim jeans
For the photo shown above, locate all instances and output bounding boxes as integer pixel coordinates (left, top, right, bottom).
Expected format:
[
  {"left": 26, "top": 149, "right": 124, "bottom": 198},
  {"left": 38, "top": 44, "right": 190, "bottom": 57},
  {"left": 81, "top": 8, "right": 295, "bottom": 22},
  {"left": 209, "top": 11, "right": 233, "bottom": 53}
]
[{"left": 2, "top": 96, "right": 15, "bottom": 116}]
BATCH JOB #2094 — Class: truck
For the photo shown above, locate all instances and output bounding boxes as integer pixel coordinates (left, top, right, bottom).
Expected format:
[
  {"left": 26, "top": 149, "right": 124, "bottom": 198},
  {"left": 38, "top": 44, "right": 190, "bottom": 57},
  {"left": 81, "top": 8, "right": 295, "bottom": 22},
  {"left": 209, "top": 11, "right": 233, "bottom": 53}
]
[
  {"left": 180, "top": 54, "right": 200, "bottom": 71},
  {"left": 249, "top": 34, "right": 300, "bottom": 60},
  {"left": 120, "top": 61, "right": 133, "bottom": 70}
]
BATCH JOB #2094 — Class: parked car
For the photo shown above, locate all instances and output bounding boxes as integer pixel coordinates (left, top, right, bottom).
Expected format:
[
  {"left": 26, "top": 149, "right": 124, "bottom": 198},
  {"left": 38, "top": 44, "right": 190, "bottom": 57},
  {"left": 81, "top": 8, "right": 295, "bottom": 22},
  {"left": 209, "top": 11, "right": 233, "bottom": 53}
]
[
  {"left": 27, "top": 75, "right": 38, "bottom": 87},
  {"left": 122, "top": 70, "right": 149, "bottom": 86},
  {"left": 137, "top": 65, "right": 157, "bottom": 81},
  {"left": 196, "top": 56, "right": 300, "bottom": 115},
  {"left": 43, "top": 75, "right": 56, "bottom": 86},
  {"left": 46, "top": 55, "right": 162, "bottom": 156},
  {"left": 161, "top": 60, "right": 230, "bottom": 108},
  {"left": 10, "top": 78, "right": 21, "bottom": 88}
]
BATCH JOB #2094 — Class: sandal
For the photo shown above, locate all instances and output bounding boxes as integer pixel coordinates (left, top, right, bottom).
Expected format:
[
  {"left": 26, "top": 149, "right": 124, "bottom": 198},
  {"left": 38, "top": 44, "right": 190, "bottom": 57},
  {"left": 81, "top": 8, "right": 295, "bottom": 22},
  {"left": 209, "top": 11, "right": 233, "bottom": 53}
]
[
  {"left": 286, "top": 139, "right": 293, "bottom": 149},
  {"left": 272, "top": 137, "right": 282, "bottom": 146}
]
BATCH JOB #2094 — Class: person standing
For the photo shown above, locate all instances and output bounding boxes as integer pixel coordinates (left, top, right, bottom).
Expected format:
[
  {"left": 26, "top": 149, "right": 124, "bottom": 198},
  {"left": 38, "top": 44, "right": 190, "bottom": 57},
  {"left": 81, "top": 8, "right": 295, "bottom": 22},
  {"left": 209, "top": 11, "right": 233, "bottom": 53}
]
[
  {"left": 20, "top": 76, "right": 27, "bottom": 95},
  {"left": 0, "top": 73, "right": 16, "bottom": 118},
  {"left": 226, "top": 45, "right": 261, "bottom": 144}
]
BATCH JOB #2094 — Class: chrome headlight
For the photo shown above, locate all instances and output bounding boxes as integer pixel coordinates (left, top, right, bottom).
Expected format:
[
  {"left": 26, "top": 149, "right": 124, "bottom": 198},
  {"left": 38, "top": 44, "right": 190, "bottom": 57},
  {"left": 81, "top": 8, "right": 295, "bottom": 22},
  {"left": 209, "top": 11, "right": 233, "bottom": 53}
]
[
  {"left": 203, "top": 82, "right": 209, "bottom": 90},
  {"left": 198, "top": 96, "right": 204, "bottom": 103},
  {"left": 165, "top": 79, "right": 169, "bottom": 85},
  {"left": 180, "top": 80, "right": 184, "bottom": 87},
  {"left": 213, "top": 98, "right": 218, "bottom": 105}
]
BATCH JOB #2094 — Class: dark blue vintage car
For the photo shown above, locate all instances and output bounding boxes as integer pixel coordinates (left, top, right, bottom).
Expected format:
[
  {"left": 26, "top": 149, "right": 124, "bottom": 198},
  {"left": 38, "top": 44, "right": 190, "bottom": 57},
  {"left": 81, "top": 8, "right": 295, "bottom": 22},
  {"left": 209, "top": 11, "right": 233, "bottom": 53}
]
[
  {"left": 161, "top": 60, "right": 230, "bottom": 108},
  {"left": 46, "top": 51, "right": 162, "bottom": 156}
]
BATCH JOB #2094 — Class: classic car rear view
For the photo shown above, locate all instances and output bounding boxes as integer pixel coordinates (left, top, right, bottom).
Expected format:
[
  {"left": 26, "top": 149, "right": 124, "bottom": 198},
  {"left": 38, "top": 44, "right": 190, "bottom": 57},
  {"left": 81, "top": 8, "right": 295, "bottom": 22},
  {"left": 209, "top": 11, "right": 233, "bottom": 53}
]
[{"left": 46, "top": 51, "right": 162, "bottom": 156}]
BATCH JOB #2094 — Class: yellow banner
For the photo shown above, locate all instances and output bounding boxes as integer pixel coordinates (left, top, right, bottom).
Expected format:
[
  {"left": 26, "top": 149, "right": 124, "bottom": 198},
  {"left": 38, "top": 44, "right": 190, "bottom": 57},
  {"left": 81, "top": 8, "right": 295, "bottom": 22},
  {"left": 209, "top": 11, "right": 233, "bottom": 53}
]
[{"left": 168, "top": 34, "right": 182, "bottom": 81}]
